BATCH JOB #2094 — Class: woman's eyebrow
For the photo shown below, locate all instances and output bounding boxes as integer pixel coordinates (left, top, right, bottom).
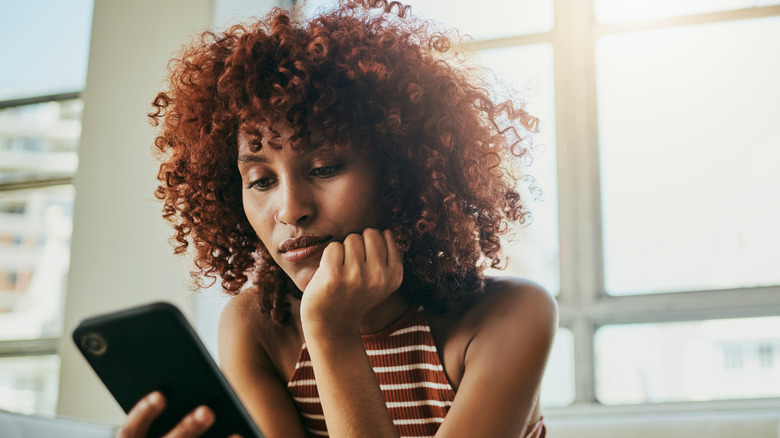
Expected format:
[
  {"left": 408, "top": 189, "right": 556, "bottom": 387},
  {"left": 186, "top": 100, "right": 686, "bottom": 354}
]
[
  {"left": 237, "top": 140, "right": 327, "bottom": 163},
  {"left": 305, "top": 139, "right": 326, "bottom": 152},
  {"left": 237, "top": 154, "right": 268, "bottom": 163}
]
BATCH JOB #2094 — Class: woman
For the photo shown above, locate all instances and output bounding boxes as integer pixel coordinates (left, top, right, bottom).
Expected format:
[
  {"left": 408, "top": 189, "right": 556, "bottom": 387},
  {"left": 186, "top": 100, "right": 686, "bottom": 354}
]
[{"left": 123, "top": 1, "right": 557, "bottom": 436}]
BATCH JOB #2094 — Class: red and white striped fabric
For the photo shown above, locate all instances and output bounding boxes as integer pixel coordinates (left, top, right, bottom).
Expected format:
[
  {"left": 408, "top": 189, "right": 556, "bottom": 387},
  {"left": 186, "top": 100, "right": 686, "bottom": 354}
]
[{"left": 286, "top": 306, "right": 546, "bottom": 438}]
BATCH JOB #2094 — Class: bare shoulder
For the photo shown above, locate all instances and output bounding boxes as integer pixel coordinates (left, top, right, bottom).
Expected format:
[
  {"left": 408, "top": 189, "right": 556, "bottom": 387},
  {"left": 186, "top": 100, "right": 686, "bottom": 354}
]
[
  {"left": 429, "top": 277, "right": 557, "bottom": 435},
  {"left": 455, "top": 276, "right": 558, "bottom": 338},
  {"left": 465, "top": 277, "right": 557, "bottom": 375},
  {"left": 218, "top": 292, "right": 267, "bottom": 368},
  {"left": 217, "top": 293, "right": 309, "bottom": 436},
  {"left": 219, "top": 291, "right": 265, "bottom": 344},
  {"left": 481, "top": 276, "right": 557, "bottom": 323},
  {"left": 429, "top": 276, "right": 557, "bottom": 390},
  {"left": 218, "top": 291, "right": 303, "bottom": 381}
]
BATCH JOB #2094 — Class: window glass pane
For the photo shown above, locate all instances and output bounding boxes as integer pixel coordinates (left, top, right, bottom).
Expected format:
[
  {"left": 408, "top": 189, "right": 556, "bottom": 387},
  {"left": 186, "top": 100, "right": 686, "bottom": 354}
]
[
  {"left": 596, "top": 317, "right": 780, "bottom": 404},
  {"left": 302, "top": 0, "right": 553, "bottom": 40},
  {"left": 0, "top": 355, "right": 60, "bottom": 415},
  {"left": 0, "top": 1, "right": 93, "bottom": 100},
  {"left": 0, "top": 99, "right": 82, "bottom": 184},
  {"left": 540, "top": 327, "right": 575, "bottom": 407},
  {"left": 0, "top": 186, "right": 74, "bottom": 340},
  {"left": 597, "top": 17, "right": 780, "bottom": 295},
  {"left": 479, "top": 44, "right": 559, "bottom": 295},
  {"left": 596, "top": 0, "right": 780, "bottom": 24},
  {"left": 406, "top": 0, "right": 553, "bottom": 40}
]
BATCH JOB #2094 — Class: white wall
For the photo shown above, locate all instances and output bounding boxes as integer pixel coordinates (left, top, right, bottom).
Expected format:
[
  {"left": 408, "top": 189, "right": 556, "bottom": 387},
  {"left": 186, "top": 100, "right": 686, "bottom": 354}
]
[
  {"left": 56, "top": 0, "right": 212, "bottom": 424},
  {"left": 213, "top": 0, "right": 282, "bottom": 29}
]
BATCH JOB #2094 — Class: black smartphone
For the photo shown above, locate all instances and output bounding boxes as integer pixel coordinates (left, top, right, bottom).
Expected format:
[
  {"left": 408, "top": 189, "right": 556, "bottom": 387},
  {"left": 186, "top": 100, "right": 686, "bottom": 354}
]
[{"left": 72, "top": 301, "right": 264, "bottom": 438}]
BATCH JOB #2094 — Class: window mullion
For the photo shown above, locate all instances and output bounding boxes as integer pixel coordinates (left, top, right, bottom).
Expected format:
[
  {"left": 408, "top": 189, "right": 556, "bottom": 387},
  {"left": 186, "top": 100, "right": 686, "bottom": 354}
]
[
  {"left": 593, "top": 4, "right": 780, "bottom": 37},
  {"left": 570, "top": 316, "right": 597, "bottom": 403},
  {"left": 587, "top": 286, "right": 780, "bottom": 326},
  {"left": 0, "top": 92, "right": 81, "bottom": 110},
  {"left": 553, "top": 0, "right": 603, "bottom": 306},
  {"left": 0, "top": 338, "right": 59, "bottom": 357},
  {"left": 553, "top": 0, "right": 603, "bottom": 405}
]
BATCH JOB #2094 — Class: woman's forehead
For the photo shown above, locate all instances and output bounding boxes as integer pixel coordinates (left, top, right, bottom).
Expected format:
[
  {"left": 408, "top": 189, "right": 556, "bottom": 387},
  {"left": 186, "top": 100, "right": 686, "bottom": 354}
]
[
  {"left": 236, "top": 115, "right": 363, "bottom": 156},
  {"left": 239, "top": 120, "right": 316, "bottom": 148},
  {"left": 237, "top": 125, "right": 351, "bottom": 158}
]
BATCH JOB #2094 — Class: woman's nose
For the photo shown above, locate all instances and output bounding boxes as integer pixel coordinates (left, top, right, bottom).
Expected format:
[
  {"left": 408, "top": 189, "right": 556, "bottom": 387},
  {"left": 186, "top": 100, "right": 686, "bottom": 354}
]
[{"left": 274, "top": 177, "right": 314, "bottom": 225}]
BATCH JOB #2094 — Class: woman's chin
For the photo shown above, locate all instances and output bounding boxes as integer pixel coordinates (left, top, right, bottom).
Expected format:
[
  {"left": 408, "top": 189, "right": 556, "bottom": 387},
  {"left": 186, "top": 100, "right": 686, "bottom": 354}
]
[{"left": 289, "top": 268, "right": 317, "bottom": 293}]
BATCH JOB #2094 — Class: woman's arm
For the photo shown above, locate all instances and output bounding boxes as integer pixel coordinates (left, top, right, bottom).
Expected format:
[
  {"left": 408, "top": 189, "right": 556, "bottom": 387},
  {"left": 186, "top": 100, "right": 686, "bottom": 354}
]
[
  {"left": 218, "top": 297, "right": 308, "bottom": 438},
  {"left": 434, "top": 279, "right": 558, "bottom": 438},
  {"left": 302, "top": 324, "right": 400, "bottom": 437},
  {"left": 299, "top": 228, "right": 404, "bottom": 438}
]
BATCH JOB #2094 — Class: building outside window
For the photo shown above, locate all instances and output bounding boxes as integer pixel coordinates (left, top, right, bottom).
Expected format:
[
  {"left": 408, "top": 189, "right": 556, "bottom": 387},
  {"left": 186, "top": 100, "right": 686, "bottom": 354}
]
[{"left": 0, "top": 0, "right": 93, "bottom": 416}]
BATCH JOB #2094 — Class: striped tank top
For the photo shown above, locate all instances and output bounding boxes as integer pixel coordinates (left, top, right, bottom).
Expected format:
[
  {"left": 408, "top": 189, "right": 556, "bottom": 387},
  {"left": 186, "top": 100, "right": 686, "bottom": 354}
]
[{"left": 286, "top": 306, "right": 546, "bottom": 438}]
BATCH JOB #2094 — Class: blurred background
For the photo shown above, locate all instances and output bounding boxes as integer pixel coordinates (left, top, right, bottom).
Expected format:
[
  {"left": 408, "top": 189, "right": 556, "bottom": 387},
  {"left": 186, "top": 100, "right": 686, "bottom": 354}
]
[{"left": 1, "top": 0, "right": 778, "bottom": 436}]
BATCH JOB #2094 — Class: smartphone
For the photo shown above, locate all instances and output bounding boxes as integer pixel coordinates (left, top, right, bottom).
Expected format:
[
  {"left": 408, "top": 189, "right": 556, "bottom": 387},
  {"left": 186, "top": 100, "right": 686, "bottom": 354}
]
[{"left": 72, "top": 301, "right": 264, "bottom": 438}]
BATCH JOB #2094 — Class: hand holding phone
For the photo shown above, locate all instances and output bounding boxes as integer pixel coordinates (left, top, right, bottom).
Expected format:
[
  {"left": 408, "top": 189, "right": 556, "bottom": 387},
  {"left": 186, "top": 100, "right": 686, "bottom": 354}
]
[
  {"left": 73, "top": 302, "right": 263, "bottom": 438},
  {"left": 118, "top": 391, "right": 222, "bottom": 438}
]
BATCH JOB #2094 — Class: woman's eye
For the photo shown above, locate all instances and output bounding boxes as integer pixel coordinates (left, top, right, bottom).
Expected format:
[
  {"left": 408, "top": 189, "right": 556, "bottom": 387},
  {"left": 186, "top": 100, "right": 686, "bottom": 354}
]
[
  {"left": 311, "top": 164, "right": 342, "bottom": 178},
  {"left": 248, "top": 177, "right": 276, "bottom": 191}
]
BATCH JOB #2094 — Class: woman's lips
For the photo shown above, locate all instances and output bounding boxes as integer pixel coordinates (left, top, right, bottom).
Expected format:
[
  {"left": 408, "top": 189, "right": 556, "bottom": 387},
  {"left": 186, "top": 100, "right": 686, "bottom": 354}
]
[{"left": 279, "top": 236, "right": 331, "bottom": 263}]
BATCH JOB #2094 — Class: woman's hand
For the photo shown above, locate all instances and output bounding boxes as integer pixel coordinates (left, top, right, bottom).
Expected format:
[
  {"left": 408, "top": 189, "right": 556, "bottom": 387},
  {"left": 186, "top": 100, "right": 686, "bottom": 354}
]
[
  {"left": 300, "top": 228, "right": 403, "bottom": 335},
  {"left": 118, "top": 391, "right": 238, "bottom": 438}
]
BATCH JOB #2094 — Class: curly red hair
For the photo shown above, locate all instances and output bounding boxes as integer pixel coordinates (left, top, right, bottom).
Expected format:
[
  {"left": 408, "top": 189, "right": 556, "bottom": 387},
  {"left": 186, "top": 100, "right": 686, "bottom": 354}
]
[{"left": 150, "top": 0, "right": 538, "bottom": 324}]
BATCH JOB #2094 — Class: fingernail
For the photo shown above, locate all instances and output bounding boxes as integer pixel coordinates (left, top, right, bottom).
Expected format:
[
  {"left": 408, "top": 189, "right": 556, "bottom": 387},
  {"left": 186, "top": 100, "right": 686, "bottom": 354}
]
[
  {"left": 195, "top": 406, "right": 211, "bottom": 422},
  {"left": 147, "top": 391, "right": 162, "bottom": 406}
]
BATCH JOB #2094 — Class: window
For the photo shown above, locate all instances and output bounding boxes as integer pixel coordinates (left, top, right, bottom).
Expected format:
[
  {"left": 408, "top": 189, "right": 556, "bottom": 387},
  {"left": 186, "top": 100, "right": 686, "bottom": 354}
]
[
  {"left": 597, "top": 317, "right": 780, "bottom": 403},
  {"left": 582, "top": 1, "right": 780, "bottom": 408},
  {"left": 758, "top": 343, "right": 774, "bottom": 369},
  {"left": 0, "top": 0, "right": 93, "bottom": 415},
  {"left": 723, "top": 345, "right": 745, "bottom": 370}
]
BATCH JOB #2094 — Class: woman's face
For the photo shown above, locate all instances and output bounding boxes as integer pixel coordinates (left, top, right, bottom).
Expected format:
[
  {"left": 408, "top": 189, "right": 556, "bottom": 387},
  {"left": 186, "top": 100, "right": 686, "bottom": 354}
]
[{"left": 237, "top": 123, "right": 386, "bottom": 291}]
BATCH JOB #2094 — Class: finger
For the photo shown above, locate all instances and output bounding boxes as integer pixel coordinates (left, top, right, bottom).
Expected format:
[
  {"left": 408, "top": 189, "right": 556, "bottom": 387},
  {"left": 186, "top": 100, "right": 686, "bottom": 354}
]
[
  {"left": 320, "top": 240, "right": 344, "bottom": 269},
  {"left": 163, "top": 405, "right": 214, "bottom": 438},
  {"left": 363, "top": 228, "right": 388, "bottom": 266},
  {"left": 118, "top": 391, "right": 166, "bottom": 438},
  {"left": 343, "top": 233, "right": 366, "bottom": 266},
  {"left": 384, "top": 229, "right": 404, "bottom": 290}
]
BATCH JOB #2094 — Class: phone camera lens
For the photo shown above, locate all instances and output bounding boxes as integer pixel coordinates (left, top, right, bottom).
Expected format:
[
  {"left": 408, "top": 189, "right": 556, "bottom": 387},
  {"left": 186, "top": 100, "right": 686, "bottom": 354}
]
[{"left": 82, "top": 333, "right": 107, "bottom": 356}]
